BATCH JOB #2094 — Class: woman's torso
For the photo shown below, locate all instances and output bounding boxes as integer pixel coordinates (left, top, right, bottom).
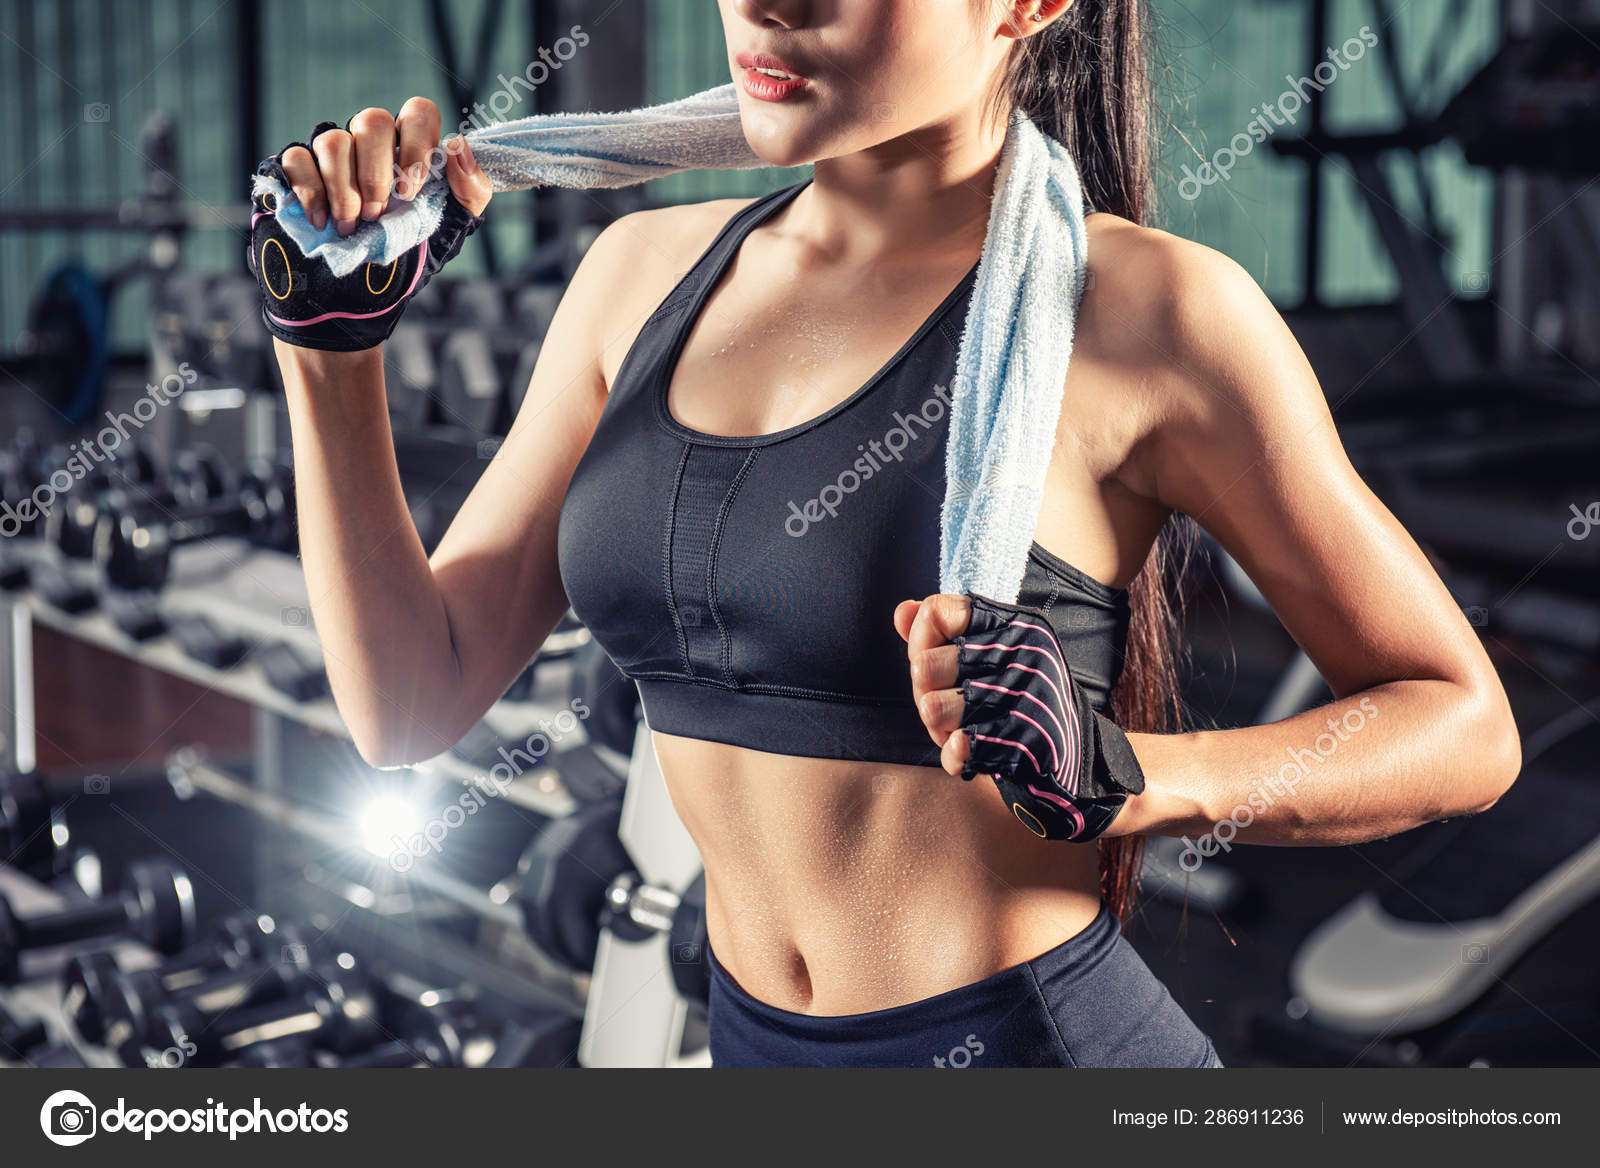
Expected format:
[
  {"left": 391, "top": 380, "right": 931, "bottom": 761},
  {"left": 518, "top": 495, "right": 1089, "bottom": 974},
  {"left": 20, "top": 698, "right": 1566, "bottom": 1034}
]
[{"left": 559, "top": 184, "right": 1144, "bottom": 1013}]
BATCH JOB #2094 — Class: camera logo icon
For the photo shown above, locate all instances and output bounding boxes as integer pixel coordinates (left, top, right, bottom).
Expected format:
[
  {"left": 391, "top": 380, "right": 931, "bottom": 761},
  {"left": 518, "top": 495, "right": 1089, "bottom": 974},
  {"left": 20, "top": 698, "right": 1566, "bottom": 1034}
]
[
  {"left": 40, "top": 1089, "right": 97, "bottom": 1146},
  {"left": 83, "top": 103, "right": 110, "bottom": 123}
]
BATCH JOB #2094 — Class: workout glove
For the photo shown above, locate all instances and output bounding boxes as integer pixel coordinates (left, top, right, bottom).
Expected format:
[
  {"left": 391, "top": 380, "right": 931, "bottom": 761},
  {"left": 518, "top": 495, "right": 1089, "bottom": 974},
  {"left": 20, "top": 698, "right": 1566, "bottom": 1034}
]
[
  {"left": 247, "top": 123, "right": 484, "bottom": 353},
  {"left": 957, "top": 592, "right": 1145, "bottom": 842}
]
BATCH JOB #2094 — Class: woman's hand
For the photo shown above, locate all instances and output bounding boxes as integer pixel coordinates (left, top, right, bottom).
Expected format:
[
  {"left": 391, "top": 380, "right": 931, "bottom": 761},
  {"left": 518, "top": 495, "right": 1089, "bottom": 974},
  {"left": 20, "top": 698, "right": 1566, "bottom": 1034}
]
[
  {"left": 249, "top": 98, "right": 493, "bottom": 353},
  {"left": 894, "top": 593, "right": 974, "bottom": 777},
  {"left": 895, "top": 591, "right": 1146, "bottom": 842},
  {"left": 276, "top": 97, "right": 491, "bottom": 234}
]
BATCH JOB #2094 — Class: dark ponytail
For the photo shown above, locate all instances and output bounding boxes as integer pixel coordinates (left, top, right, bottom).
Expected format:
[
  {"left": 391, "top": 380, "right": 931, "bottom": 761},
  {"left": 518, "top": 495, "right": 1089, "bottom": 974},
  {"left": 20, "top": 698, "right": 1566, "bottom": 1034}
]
[{"left": 1004, "top": 0, "right": 1197, "bottom": 922}]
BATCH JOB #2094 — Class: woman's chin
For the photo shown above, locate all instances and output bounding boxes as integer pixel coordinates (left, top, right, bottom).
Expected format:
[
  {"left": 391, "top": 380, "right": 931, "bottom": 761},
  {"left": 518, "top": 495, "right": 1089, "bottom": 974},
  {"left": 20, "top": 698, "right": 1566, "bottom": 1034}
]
[{"left": 738, "top": 117, "right": 827, "bottom": 171}]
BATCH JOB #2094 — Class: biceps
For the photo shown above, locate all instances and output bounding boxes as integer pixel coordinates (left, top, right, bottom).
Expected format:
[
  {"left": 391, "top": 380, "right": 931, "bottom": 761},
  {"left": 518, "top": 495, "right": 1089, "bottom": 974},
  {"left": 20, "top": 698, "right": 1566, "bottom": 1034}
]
[{"left": 1160, "top": 397, "right": 1479, "bottom": 698}]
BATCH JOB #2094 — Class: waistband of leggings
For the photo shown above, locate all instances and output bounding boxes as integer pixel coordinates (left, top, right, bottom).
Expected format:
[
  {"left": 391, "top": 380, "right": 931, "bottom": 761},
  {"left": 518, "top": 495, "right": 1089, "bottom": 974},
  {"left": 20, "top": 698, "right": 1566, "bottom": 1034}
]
[{"left": 706, "top": 901, "right": 1119, "bottom": 1036}]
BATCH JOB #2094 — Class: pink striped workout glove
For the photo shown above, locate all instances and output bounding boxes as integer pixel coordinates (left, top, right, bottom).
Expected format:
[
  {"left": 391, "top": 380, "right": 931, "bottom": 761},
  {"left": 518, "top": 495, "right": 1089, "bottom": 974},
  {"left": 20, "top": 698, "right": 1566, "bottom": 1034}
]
[{"left": 956, "top": 592, "right": 1145, "bottom": 842}]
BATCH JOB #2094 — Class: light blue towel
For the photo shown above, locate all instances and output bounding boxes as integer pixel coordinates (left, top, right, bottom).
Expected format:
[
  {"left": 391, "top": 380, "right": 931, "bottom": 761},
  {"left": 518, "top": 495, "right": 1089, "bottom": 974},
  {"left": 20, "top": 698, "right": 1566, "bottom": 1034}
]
[{"left": 255, "top": 85, "right": 1090, "bottom": 605}]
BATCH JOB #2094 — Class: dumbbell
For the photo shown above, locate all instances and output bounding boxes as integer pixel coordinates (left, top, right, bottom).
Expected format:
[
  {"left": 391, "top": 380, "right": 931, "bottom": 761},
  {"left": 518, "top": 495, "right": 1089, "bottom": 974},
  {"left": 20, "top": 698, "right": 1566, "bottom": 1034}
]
[
  {"left": 515, "top": 802, "right": 710, "bottom": 1004},
  {"left": 513, "top": 800, "right": 632, "bottom": 972},
  {"left": 46, "top": 446, "right": 227, "bottom": 561},
  {"left": 93, "top": 457, "right": 296, "bottom": 592},
  {"left": 602, "top": 870, "right": 711, "bottom": 1008},
  {"left": 318, "top": 997, "right": 483, "bottom": 1069},
  {"left": 62, "top": 914, "right": 280, "bottom": 1044},
  {"left": 0, "top": 770, "right": 57, "bottom": 877},
  {"left": 24, "top": 443, "right": 159, "bottom": 612},
  {"left": 61, "top": 915, "right": 268, "bottom": 1043},
  {"left": 39, "top": 442, "right": 160, "bottom": 548},
  {"left": 0, "top": 771, "right": 102, "bottom": 894},
  {"left": 158, "top": 958, "right": 381, "bottom": 1067},
  {"left": 0, "top": 858, "right": 196, "bottom": 983},
  {"left": 108, "top": 926, "right": 316, "bottom": 1066}
]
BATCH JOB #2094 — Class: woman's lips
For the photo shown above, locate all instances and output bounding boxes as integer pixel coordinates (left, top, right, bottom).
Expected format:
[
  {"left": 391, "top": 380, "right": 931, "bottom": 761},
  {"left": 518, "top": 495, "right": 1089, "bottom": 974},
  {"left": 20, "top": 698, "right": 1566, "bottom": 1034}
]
[{"left": 735, "top": 51, "right": 809, "bottom": 102}]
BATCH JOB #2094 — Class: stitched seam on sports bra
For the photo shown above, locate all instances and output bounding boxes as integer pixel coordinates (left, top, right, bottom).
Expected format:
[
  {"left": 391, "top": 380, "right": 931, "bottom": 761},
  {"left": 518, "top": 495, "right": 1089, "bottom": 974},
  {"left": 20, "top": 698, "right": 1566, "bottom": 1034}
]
[
  {"left": 1041, "top": 575, "right": 1061, "bottom": 617},
  {"left": 662, "top": 444, "right": 693, "bottom": 674},
  {"left": 708, "top": 447, "right": 759, "bottom": 688},
  {"left": 1023, "top": 962, "right": 1080, "bottom": 1068},
  {"left": 629, "top": 672, "right": 911, "bottom": 705}
]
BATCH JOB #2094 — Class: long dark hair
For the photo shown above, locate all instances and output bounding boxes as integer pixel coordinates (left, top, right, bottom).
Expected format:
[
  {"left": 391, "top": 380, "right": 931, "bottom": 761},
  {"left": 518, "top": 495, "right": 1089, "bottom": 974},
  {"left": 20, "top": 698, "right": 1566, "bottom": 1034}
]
[{"left": 1002, "top": 0, "right": 1195, "bottom": 921}]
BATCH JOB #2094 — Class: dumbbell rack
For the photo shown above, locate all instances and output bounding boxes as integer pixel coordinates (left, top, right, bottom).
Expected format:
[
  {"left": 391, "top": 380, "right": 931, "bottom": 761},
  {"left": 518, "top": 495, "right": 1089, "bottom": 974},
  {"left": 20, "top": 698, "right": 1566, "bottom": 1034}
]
[
  {"left": 0, "top": 538, "right": 575, "bottom": 817},
  {"left": 0, "top": 530, "right": 717, "bottom": 1067},
  {"left": 0, "top": 863, "right": 144, "bottom": 1066}
]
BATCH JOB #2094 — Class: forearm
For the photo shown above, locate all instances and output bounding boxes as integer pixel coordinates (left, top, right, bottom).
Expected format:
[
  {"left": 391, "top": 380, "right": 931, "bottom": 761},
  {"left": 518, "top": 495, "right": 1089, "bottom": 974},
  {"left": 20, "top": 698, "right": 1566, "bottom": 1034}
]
[
  {"left": 276, "top": 341, "right": 461, "bottom": 763},
  {"left": 1116, "top": 678, "right": 1521, "bottom": 846}
]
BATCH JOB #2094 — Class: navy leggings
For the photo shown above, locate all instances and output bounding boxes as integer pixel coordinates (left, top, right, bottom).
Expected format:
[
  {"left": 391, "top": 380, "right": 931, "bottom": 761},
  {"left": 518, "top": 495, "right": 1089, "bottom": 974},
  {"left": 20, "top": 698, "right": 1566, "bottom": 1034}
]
[{"left": 707, "top": 904, "right": 1222, "bottom": 1068}]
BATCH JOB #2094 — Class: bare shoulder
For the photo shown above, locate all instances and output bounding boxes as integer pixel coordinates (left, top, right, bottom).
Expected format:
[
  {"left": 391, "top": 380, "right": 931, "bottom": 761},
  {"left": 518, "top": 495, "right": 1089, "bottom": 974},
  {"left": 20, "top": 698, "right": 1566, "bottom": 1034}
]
[
  {"left": 1078, "top": 213, "right": 1322, "bottom": 432},
  {"left": 571, "top": 197, "right": 760, "bottom": 386}
]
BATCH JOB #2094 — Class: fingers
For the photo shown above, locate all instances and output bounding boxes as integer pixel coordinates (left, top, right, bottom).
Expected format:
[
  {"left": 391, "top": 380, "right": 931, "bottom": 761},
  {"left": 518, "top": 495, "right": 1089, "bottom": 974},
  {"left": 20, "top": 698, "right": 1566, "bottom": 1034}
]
[
  {"left": 278, "top": 146, "right": 327, "bottom": 231},
  {"left": 939, "top": 725, "right": 971, "bottom": 777},
  {"left": 348, "top": 107, "right": 397, "bottom": 221},
  {"left": 909, "top": 643, "right": 958, "bottom": 692},
  {"left": 445, "top": 135, "right": 493, "bottom": 217},
  {"left": 906, "top": 593, "right": 972, "bottom": 656},
  {"left": 902, "top": 593, "right": 972, "bottom": 752},
  {"left": 918, "top": 676, "right": 963, "bottom": 731},
  {"left": 892, "top": 599, "right": 921, "bottom": 642},
  {"left": 395, "top": 97, "right": 441, "bottom": 201},
  {"left": 273, "top": 98, "right": 479, "bottom": 235},
  {"left": 311, "top": 129, "right": 360, "bottom": 236}
]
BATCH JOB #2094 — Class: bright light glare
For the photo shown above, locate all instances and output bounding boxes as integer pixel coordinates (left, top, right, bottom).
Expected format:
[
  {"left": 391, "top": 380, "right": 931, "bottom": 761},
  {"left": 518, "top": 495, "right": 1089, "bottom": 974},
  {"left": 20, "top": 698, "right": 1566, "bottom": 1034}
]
[{"left": 357, "top": 794, "right": 420, "bottom": 858}]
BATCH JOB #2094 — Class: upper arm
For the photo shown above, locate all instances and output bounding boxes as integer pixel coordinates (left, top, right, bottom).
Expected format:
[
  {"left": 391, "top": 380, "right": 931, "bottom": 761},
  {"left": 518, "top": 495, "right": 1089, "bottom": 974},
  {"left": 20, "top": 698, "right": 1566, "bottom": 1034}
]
[
  {"left": 423, "top": 211, "right": 664, "bottom": 717},
  {"left": 1129, "top": 238, "right": 1497, "bottom": 702}
]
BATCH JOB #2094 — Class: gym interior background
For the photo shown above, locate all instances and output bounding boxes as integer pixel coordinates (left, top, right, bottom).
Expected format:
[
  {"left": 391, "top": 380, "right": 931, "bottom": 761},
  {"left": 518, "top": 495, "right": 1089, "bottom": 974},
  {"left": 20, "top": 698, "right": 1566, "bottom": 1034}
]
[{"left": 0, "top": 0, "right": 1596, "bottom": 1069}]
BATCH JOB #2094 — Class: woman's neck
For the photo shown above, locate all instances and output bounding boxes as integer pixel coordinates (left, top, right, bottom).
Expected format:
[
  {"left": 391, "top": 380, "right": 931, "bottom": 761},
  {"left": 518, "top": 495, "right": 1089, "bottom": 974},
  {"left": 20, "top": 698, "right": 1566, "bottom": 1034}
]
[{"left": 790, "top": 112, "right": 1008, "bottom": 268}]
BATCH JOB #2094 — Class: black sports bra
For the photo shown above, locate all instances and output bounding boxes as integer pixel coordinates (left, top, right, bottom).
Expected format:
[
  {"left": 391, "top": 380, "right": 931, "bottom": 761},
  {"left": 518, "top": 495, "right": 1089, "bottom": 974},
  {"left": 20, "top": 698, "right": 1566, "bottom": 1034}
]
[{"left": 557, "top": 184, "right": 1130, "bottom": 766}]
